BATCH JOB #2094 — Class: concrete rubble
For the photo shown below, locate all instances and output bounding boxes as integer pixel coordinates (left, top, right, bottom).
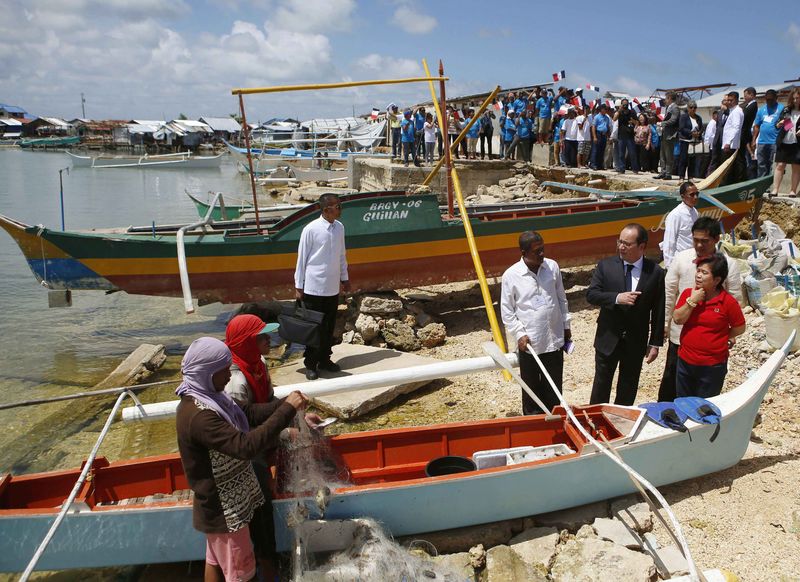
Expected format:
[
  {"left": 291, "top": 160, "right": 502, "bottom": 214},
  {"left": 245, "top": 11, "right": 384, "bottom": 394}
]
[
  {"left": 270, "top": 343, "right": 442, "bottom": 419},
  {"left": 340, "top": 292, "right": 447, "bottom": 352},
  {"left": 400, "top": 497, "right": 696, "bottom": 581}
]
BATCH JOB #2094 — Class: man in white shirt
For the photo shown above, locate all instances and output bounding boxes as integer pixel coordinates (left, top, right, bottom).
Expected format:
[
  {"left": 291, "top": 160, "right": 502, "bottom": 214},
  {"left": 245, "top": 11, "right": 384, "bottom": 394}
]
[
  {"left": 721, "top": 90, "right": 745, "bottom": 184},
  {"left": 658, "top": 217, "right": 744, "bottom": 401},
  {"left": 501, "top": 231, "right": 571, "bottom": 415},
  {"left": 294, "top": 193, "right": 351, "bottom": 380},
  {"left": 660, "top": 181, "right": 700, "bottom": 268}
]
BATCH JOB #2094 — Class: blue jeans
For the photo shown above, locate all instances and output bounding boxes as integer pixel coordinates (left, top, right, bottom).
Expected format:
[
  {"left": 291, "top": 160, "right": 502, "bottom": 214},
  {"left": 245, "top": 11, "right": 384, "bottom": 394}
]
[
  {"left": 402, "top": 141, "right": 414, "bottom": 165},
  {"left": 756, "top": 143, "right": 776, "bottom": 177},
  {"left": 591, "top": 133, "right": 607, "bottom": 169},
  {"left": 676, "top": 357, "right": 728, "bottom": 398},
  {"left": 616, "top": 137, "right": 639, "bottom": 172}
]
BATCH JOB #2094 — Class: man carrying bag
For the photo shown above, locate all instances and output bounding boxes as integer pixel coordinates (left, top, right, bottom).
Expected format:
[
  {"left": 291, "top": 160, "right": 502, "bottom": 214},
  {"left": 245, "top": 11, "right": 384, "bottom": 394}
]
[{"left": 293, "top": 193, "right": 351, "bottom": 380}]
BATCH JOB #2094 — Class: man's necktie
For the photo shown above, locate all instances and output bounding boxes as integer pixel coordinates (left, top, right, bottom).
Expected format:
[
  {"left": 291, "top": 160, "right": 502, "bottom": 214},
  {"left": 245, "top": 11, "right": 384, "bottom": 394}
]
[{"left": 625, "top": 263, "right": 634, "bottom": 292}]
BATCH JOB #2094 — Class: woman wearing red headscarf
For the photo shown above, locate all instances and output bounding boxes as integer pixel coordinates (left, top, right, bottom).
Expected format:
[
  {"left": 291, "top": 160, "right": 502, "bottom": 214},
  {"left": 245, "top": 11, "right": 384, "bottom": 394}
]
[{"left": 225, "top": 314, "right": 276, "bottom": 405}]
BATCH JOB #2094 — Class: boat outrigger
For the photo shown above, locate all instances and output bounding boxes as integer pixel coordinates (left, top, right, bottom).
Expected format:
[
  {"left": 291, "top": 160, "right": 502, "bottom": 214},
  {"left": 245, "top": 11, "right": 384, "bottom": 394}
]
[
  {"left": 0, "top": 337, "right": 791, "bottom": 572},
  {"left": 66, "top": 151, "right": 224, "bottom": 169},
  {"left": 0, "top": 176, "right": 769, "bottom": 306}
]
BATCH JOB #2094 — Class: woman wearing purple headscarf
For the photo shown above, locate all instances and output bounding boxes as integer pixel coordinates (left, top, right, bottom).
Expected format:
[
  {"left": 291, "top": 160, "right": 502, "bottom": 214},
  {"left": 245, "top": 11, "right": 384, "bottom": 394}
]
[{"left": 176, "top": 337, "right": 306, "bottom": 582}]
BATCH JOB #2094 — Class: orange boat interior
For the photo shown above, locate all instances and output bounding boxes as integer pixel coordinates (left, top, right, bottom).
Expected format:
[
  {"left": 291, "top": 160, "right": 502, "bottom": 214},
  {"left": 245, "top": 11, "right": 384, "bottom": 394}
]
[
  {"left": 272, "top": 404, "right": 640, "bottom": 497},
  {"left": 0, "top": 405, "right": 641, "bottom": 512}
]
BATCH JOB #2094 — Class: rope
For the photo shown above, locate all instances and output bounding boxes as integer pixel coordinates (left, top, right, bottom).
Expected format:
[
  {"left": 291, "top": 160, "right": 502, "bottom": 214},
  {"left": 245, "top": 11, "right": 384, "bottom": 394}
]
[
  {"left": 38, "top": 230, "right": 50, "bottom": 289},
  {"left": 524, "top": 345, "right": 701, "bottom": 581},
  {"left": 19, "top": 390, "right": 142, "bottom": 580},
  {"left": 0, "top": 379, "right": 177, "bottom": 411}
]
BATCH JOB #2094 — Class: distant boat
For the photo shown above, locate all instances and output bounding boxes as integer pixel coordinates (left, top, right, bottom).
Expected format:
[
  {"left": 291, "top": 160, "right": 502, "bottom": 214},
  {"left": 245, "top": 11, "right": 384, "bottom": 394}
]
[
  {"left": 0, "top": 177, "right": 769, "bottom": 305},
  {"left": 0, "top": 338, "right": 790, "bottom": 571},
  {"left": 19, "top": 136, "right": 80, "bottom": 149},
  {"left": 66, "top": 151, "right": 223, "bottom": 169}
]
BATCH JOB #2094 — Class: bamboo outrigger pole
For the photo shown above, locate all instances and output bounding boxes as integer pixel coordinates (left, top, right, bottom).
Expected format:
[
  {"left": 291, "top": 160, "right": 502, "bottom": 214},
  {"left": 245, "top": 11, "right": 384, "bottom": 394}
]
[
  {"left": 422, "top": 85, "right": 501, "bottom": 189},
  {"left": 231, "top": 77, "right": 448, "bottom": 96},
  {"left": 422, "top": 59, "right": 510, "bottom": 376},
  {"left": 238, "top": 94, "right": 263, "bottom": 234}
]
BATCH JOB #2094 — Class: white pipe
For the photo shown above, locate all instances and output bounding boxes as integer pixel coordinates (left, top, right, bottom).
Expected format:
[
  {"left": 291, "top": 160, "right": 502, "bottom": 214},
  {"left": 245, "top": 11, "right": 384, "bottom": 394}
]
[
  {"left": 121, "top": 352, "right": 519, "bottom": 422},
  {"left": 176, "top": 192, "right": 225, "bottom": 314}
]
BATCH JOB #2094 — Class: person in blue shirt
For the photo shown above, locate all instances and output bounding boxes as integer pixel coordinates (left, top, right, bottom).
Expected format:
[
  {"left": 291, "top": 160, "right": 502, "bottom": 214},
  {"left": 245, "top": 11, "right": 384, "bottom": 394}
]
[
  {"left": 751, "top": 89, "right": 785, "bottom": 178},
  {"left": 414, "top": 107, "right": 426, "bottom": 159},
  {"left": 649, "top": 115, "right": 661, "bottom": 174},
  {"left": 463, "top": 109, "right": 480, "bottom": 160},
  {"left": 590, "top": 104, "right": 611, "bottom": 170},
  {"left": 514, "top": 110, "right": 533, "bottom": 162},
  {"left": 400, "top": 109, "right": 419, "bottom": 167},
  {"left": 553, "top": 114, "right": 565, "bottom": 166},
  {"left": 502, "top": 110, "right": 517, "bottom": 160},
  {"left": 513, "top": 95, "right": 528, "bottom": 118},
  {"left": 536, "top": 90, "right": 554, "bottom": 144}
]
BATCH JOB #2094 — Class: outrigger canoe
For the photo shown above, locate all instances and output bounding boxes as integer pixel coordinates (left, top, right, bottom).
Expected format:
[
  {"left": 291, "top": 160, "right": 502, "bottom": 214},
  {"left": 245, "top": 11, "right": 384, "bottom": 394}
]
[
  {"left": 0, "top": 338, "right": 790, "bottom": 571},
  {"left": 0, "top": 177, "right": 769, "bottom": 305},
  {"left": 67, "top": 151, "right": 224, "bottom": 169}
]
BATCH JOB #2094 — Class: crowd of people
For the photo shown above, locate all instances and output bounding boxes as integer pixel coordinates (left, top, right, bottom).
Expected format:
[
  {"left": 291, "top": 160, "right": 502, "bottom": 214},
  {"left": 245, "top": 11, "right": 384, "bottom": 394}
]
[{"left": 387, "top": 85, "right": 800, "bottom": 195}]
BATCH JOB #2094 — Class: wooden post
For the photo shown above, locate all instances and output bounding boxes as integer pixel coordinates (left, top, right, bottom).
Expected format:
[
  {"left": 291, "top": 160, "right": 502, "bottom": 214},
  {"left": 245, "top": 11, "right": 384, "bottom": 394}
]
[
  {"left": 438, "top": 61, "right": 454, "bottom": 217},
  {"left": 238, "top": 94, "right": 262, "bottom": 234}
]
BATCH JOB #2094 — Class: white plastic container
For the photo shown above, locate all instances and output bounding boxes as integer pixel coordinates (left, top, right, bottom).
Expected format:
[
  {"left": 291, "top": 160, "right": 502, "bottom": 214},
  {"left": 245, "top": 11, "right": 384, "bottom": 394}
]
[
  {"left": 506, "top": 444, "right": 575, "bottom": 465},
  {"left": 472, "top": 446, "right": 536, "bottom": 470}
]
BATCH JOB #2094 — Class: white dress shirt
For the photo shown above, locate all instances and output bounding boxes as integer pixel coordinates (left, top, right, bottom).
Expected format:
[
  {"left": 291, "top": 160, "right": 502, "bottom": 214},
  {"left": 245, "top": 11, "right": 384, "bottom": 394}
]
[
  {"left": 722, "top": 105, "right": 744, "bottom": 150},
  {"left": 703, "top": 119, "right": 716, "bottom": 148},
  {"left": 501, "top": 258, "right": 571, "bottom": 355},
  {"left": 614, "top": 256, "right": 644, "bottom": 303},
  {"left": 660, "top": 202, "right": 699, "bottom": 268},
  {"left": 294, "top": 216, "right": 349, "bottom": 297},
  {"left": 664, "top": 248, "right": 744, "bottom": 344}
]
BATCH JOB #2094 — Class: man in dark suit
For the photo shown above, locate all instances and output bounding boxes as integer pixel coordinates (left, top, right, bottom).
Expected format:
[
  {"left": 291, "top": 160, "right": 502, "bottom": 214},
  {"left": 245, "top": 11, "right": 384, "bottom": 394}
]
[
  {"left": 707, "top": 94, "right": 731, "bottom": 176},
  {"left": 741, "top": 87, "right": 759, "bottom": 179},
  {"left": 587, "top": 224, "right": 665, "bottom": 405}
]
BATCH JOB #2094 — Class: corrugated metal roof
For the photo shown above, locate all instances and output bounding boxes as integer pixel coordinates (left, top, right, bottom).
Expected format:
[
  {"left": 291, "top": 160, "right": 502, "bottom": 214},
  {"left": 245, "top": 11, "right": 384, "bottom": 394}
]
[
  {"left": 170, "top": 119, "right": 213, "bottom": 132},
  {"left": 0, "top": 103, "right": 28, "bottom": 114},
  {"left": 199, "top": 117, "right": 242, "bottom": 132},
  {"left": 0, "top": 118, "right": 23, "bottom": 126},
  {"left": 38, "top": 117, "right": 73, "bottom": 128}
]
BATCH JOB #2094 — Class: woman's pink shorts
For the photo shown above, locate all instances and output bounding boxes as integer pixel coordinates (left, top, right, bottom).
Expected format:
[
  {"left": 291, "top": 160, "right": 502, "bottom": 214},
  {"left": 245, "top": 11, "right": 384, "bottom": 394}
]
[{"left": 206, "top": 525, "right": 256, "bottom": 581}]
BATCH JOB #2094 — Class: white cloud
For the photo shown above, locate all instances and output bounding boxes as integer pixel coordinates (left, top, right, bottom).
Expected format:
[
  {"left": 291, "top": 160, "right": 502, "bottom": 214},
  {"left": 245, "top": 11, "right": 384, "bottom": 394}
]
[
  {"left": 615, "top": 76, "right": 650, "bottom": 97},
  {"left": 391, "top": 2, "right": 437, "bottom": 35},
  {"left": 355, "top": 54, "right": 422, "bottom": 77},
  {"left": 788, "top": 22, "right": 800, "bottom": 52},
  {"left": 270, "top": 0, "right": 356, "bottom": 33}
]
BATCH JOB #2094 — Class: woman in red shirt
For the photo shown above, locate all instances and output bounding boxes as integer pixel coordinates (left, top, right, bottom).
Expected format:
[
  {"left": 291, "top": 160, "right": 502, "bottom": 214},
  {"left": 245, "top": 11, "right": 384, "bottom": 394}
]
[{"left": 672, "top": 253, "right": 746, "bottom": 398}]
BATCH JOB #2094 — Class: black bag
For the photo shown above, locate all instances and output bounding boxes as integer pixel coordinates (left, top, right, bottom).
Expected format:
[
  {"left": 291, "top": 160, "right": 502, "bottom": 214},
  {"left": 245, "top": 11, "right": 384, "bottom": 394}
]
[{"left": 278, "top": 302, "right": 325, "bottom": 347}]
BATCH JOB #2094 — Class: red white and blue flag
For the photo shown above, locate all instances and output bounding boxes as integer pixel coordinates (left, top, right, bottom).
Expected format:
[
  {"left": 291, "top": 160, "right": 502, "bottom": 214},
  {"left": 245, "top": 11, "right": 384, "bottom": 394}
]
[
  {"left": 371, "top": 108, "right": 380, "bottom": 120},
  {"left": 552, "top": 70, "right": 566, "bottom": 82},
  {"left": 585, "top": 84, "right": 600, "bottom": 92}
]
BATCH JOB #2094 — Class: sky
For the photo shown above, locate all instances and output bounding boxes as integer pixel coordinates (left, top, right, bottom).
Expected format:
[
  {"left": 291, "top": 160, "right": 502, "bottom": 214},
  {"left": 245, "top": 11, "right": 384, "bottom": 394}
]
[{"left": 1, "top": 0, "right": 799, "bottom": 123}]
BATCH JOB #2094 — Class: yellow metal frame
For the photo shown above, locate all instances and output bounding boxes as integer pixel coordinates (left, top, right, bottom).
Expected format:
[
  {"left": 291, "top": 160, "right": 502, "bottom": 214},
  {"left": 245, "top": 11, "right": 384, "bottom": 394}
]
[{"left": 421, "top": 59, "right": 510, "bottom": 371}]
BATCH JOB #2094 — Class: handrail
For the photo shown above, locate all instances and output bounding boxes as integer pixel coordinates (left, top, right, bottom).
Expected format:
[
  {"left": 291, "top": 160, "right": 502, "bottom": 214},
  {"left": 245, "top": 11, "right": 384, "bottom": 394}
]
[
  {"left": 19, "top": 389, "right": 147, "bottom": 581},
  {"left": 177, "top": 191, "right": 226, "bottom": 314}
]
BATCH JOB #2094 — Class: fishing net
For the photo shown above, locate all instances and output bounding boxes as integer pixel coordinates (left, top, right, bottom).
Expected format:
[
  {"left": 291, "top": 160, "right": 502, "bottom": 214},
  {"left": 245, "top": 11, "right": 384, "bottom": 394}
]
[{"left": 278, "top": 415, "right": 464, "bottom": 581}]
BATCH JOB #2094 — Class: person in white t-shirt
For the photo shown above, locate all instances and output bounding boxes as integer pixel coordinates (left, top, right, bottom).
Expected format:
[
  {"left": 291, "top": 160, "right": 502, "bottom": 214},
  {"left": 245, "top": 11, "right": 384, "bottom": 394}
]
[
  {"left": 576, "top": 108, "right": 593, "bottom": 168},
  {"left": 423, "top": 113, "right": 437, "bottom": 165}
]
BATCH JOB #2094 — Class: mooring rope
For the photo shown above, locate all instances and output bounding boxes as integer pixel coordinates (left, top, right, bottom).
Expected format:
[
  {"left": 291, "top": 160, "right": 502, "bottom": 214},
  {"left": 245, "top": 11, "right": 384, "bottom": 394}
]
[{"left": 0, "top": 379, "right": 177, "bottom": 411}]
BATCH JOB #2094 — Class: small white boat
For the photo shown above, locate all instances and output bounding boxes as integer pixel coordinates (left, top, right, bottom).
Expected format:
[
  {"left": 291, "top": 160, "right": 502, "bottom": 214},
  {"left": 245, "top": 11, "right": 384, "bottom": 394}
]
[{"left": 67, "top": 151, "right": 223, "bottom": 169}]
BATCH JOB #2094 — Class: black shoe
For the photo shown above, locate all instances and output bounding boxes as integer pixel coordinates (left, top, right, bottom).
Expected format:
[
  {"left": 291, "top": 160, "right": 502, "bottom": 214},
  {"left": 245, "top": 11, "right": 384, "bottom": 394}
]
[
  {"left": 304, "top": 368, "right": 319, "bottom": 380},
  {"left": 318, "top": 361, "right": 341, "bottom": 373}
]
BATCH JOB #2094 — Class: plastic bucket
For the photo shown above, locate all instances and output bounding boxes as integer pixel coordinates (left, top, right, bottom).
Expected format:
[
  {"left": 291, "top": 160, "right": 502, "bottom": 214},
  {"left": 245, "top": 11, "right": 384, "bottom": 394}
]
[{"left": 425, "top": 455, "right": 476, "bottom": 477}]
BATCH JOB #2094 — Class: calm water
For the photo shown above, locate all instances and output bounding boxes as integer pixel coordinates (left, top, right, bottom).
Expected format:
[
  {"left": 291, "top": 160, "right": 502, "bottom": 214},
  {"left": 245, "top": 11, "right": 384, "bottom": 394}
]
[{"left": 0, "top": 149, "right": 265, "bottom": 472}]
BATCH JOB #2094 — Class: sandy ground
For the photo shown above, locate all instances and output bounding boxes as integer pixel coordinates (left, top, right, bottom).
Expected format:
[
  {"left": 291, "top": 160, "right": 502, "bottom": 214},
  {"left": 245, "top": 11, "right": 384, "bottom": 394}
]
[{"left": 329, "top": 275, "right": 800, "bottom": 582}]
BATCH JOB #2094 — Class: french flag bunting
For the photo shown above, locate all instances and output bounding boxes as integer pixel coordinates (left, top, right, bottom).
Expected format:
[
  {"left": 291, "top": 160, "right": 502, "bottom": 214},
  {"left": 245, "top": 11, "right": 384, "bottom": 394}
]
[
  {"left": 371, "top": 108, "right": 380, "bottom": 120},
  {"left": 552, "top": 70, "right": 566, "bottom": 82},
  {"left": 588, "top": 100, "right": 596, "bottom": 110},
  {"left": 585, "top": 84, "right": 600, "bottom": 92}
]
